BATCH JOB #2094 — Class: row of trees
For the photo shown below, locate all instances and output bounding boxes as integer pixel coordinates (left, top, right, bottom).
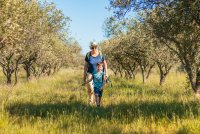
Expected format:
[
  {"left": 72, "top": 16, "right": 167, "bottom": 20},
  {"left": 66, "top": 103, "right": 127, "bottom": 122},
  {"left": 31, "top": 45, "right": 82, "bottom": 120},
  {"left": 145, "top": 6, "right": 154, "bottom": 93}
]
[
  {"left": 102, "top": 19, "right": 178, "bottom": 85},
  {"left": 0, "top": 0, "right": 81, "bottom": 85},
  {"left": 102, "top": 0, "right": 200, "bottom": 94}
]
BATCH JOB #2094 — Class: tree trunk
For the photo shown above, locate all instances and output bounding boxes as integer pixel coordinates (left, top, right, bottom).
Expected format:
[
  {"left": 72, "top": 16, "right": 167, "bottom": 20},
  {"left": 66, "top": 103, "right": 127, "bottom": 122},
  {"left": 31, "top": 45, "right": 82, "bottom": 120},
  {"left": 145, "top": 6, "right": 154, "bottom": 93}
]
[
  {"left": 195, "top": 86, "right": 200, "bottom": 95},
  {"left": 119, "top": 67, "right": 123, "bottom": 77},
  {"left": 185, "top": 66, "right": 196, "bottom": 92},
  {"left": 47, "top": 68, "right": 51, "bottom": 76},
  {"left": 195, "top": 69, "right": 200, "bottom": 95},
  {"left": 125, "top": 70, "right": 132, "bottom": 79},
  {"left": 120, "top": 71, "right": 123, "bottom": 77},
  {"left": 132, "top": 73, "right": 135, "bottom": 79},
  {"left": 24, "top": 65, "right": 31, "bottom": 81},
  {"left": 14, "top": 59, "right": 21, "bottom": 85},
  {"left": 53, "top": 65, "right": 57, "bottom": 74},
  {"left": 141, "top": 69, "right": 146, "bottom": 84},
  {"left": 111, "top": 68, "right": 117, "bottom": 76},
  {"left": 6, "top": 70, "right": 12, "bottom": 85},
  {"left": 130, "top": 70, "right": 136, "bottom": 79},
  {"left": 160, "top": 73, "right": 166, "bottom": 86},
  {"left": 157, "top": 64, "right": 171, "bottom": 86},
  {"left": 14, "top": 68, "right": 18, "bottom": 85},
  {"left": 184, "top": 65, "right": 200, "bottom": 95},
  {"left": 146, "top": 64, "right": 154, "bottom": 79}
]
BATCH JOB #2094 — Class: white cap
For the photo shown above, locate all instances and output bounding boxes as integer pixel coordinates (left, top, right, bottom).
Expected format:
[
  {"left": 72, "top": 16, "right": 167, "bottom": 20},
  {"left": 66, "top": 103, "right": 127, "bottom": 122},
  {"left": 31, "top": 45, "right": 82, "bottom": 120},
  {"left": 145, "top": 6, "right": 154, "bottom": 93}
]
[{"left": 92, "top": 42, "right": 97, "bottom": 45}]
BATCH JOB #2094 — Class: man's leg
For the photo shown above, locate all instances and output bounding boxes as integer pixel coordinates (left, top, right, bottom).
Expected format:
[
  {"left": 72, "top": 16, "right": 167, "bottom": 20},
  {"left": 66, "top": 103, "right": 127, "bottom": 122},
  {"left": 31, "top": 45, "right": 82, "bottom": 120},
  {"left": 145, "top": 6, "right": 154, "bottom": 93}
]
[
  {"left": 98, "top": 97, "right": 102, "bottom": 107},
  {"left": 87, "top": 73, "right": 94, "bottom": 105},
  {"left": 95, "top": 94, "right": 100, "bottom": 107},
  {"left": 99, "top": 91, "right": 103, "bottom": 107}
]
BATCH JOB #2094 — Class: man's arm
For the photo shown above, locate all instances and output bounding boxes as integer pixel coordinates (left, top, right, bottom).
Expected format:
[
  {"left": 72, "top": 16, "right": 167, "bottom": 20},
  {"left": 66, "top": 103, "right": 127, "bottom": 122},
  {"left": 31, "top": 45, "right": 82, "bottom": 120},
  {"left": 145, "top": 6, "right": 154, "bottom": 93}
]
[
  {"left": 100, "top": 76, "right": 106, "bottom": 91},
  {"left": 103, "top": 60, "right": 108, "bottom": 77},
  {"left": 82, "top": 77, "right": 93, "bottom": 86},
  {"left": 100, "top": 82, "right": 106, "bottom": 91},
  {"left": 83, "top": 61, "right": 88, "bottom": 82}
]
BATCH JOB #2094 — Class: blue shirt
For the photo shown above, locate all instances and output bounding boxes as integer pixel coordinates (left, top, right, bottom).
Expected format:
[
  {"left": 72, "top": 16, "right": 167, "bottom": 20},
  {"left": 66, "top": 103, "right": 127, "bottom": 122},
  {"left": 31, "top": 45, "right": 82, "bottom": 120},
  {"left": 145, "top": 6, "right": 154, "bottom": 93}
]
[
  {"left": 93, "top": 71, "right": 104, "bottom": 89},
  {"left": 85, "top": 52, "right": 105, "bottom": 74}
]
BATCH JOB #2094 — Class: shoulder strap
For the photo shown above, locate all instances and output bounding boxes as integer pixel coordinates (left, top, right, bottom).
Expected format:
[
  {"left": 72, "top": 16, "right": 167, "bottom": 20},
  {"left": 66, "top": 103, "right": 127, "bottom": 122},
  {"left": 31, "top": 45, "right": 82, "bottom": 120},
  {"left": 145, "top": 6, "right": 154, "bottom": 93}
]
[
  {"left": 86, "top": 52, "right": 91, "bottom": 60},
  {"left": 87, "top": 51, "right": 103, "bottom": 61}
]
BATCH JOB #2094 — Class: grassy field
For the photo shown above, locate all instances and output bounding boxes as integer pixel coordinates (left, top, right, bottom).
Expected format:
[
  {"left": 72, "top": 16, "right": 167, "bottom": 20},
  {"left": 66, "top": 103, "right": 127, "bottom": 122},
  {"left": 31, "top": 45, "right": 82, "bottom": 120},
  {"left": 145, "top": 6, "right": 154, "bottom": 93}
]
[{"left": 0, "top": 68, "right": 200, "bottom": 134}]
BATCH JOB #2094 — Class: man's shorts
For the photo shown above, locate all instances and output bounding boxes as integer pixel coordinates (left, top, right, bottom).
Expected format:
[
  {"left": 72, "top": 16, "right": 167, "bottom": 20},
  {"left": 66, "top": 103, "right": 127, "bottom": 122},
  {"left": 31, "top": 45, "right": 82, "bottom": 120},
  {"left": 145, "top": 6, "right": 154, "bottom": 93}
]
[
  {"left": 87, "top": 73, "right": 94, "bottom": 90},
  {"left": 94, "top": 87, "right": 103, "bottom": 97}
]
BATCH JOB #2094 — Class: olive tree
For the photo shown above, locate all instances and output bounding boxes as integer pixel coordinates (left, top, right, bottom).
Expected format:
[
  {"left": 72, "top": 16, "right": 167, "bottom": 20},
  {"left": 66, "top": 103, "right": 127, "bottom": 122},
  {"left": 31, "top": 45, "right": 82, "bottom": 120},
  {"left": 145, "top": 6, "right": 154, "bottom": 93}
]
[{"left": 109, "top": 0, "right": 200, "bottom": 94}]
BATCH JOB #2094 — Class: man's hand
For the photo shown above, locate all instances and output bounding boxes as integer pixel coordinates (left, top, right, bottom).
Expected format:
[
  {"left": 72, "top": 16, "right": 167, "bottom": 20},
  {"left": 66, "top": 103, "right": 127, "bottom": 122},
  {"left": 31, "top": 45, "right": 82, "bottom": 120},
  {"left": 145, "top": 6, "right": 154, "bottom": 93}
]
[
  {"left": 82, "top": 78, "right": 87, "bottom": 86},
  {"left": 83, "top": 76, "right": 86, "bottom": 83},
  {"left": 100, "top": 88, "right": 103, "bottom": 91},
  {"left": 105, "top": 73, "right": 108, "bottom": 78}
]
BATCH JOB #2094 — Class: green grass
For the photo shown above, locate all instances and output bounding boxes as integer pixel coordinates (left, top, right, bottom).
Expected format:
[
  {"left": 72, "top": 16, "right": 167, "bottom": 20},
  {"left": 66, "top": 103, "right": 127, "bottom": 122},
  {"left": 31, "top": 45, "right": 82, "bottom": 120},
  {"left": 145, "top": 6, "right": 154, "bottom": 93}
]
[{"left": 0, "top": 69, "right": 200, "bottom": 134}]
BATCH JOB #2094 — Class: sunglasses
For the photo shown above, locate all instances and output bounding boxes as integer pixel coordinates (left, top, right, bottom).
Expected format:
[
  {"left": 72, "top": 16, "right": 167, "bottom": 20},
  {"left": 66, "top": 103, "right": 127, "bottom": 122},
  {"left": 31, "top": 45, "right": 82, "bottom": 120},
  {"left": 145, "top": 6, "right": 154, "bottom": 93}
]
[{"left": 91, "top": 47, "right": 97, "bottom": 50}]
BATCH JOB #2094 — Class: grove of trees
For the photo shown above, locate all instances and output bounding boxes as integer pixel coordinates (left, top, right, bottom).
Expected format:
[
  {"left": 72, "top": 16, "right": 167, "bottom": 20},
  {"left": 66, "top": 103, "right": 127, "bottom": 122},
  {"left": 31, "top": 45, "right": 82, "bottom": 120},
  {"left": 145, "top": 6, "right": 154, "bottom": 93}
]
[
  {"left": 0, "top": 0, "right": 82, "bottom": 85},
  {"left": 101, "top": 0, "right": 200, "bottom": 94}
]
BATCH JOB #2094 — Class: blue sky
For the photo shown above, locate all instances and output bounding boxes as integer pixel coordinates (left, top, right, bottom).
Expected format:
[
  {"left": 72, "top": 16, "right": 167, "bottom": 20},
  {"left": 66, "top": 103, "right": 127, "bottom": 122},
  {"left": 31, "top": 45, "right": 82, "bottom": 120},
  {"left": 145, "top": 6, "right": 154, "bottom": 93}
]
[{"left": 52, "top": 0, "right": 113, "bottom": 54}]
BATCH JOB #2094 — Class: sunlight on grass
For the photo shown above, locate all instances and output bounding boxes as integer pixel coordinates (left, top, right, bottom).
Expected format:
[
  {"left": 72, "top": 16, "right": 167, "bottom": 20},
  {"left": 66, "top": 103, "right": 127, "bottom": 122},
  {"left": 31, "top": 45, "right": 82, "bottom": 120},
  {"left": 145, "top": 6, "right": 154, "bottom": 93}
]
[{"left": 0, "top": 69, "right": 200, "bottom": 133}]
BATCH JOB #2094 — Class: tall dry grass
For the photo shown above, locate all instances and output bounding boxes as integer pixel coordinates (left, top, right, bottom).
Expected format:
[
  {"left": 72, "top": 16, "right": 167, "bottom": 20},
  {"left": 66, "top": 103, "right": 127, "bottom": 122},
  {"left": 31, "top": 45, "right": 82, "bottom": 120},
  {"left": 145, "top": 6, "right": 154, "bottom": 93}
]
[{"left": 0, "top": 68, "right": 200, "bottom": 133}]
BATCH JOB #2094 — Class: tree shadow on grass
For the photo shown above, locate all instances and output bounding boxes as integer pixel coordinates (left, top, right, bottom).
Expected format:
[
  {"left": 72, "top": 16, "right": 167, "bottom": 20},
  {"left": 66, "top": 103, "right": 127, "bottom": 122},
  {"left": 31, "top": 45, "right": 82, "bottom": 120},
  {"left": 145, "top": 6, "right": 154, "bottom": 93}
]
[{"left": 6, "top": 100, "right": 200, "bottom": 123}]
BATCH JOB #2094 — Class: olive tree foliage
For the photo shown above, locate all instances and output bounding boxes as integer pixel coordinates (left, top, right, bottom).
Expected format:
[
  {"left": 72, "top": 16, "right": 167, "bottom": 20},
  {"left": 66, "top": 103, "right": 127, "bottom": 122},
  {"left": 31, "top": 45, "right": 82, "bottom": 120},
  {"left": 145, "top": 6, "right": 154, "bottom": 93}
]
[
  {"left": 66, "top": 37, "right": 82, "bottom": 67},
  {"left": 104, "top": 15, "right": 180, "bottom": 85},
  {"left": 103, "top": 17, "right": 127, "bottom": 37},
  {"left": 103, "top": 20, "right": 156, "bottom": 83},
  {"left": 100, "top": 39, "right": 125, "bottom": 77},
  {"left": 109, "top": 0, "right": 200, "bottom": 94},
  {"left": 126, "top": 24, "right": 156, "bottom": 84},
  {"left": 0, "top": 0, "right": 27, "bottom": 84},
  {"left": 0, "top": 0, "right": 81, "bottom": 85},
  {"left": 150, "top": 38, "right": 178, "bottom": 85},
  {"left": 101, "top": 35, "right": 139, "bottom": 79},
  {"left": 20, "top": 1, "right": 51, "bottom": 81},
  {"left": 102, "top": 17, "right": 140, "bottom": 79},
  {"left": 103, "top": 17, "right": 177, "bottom": 84},
  {"left": 130, "top": 22, "right": 178, "bottom": 85},
  {"left": 147, "top": 7, "right": 200, "bottom": 91},
  {"left": 141, "top": 22, "right": 179, "bottom": 85}
]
